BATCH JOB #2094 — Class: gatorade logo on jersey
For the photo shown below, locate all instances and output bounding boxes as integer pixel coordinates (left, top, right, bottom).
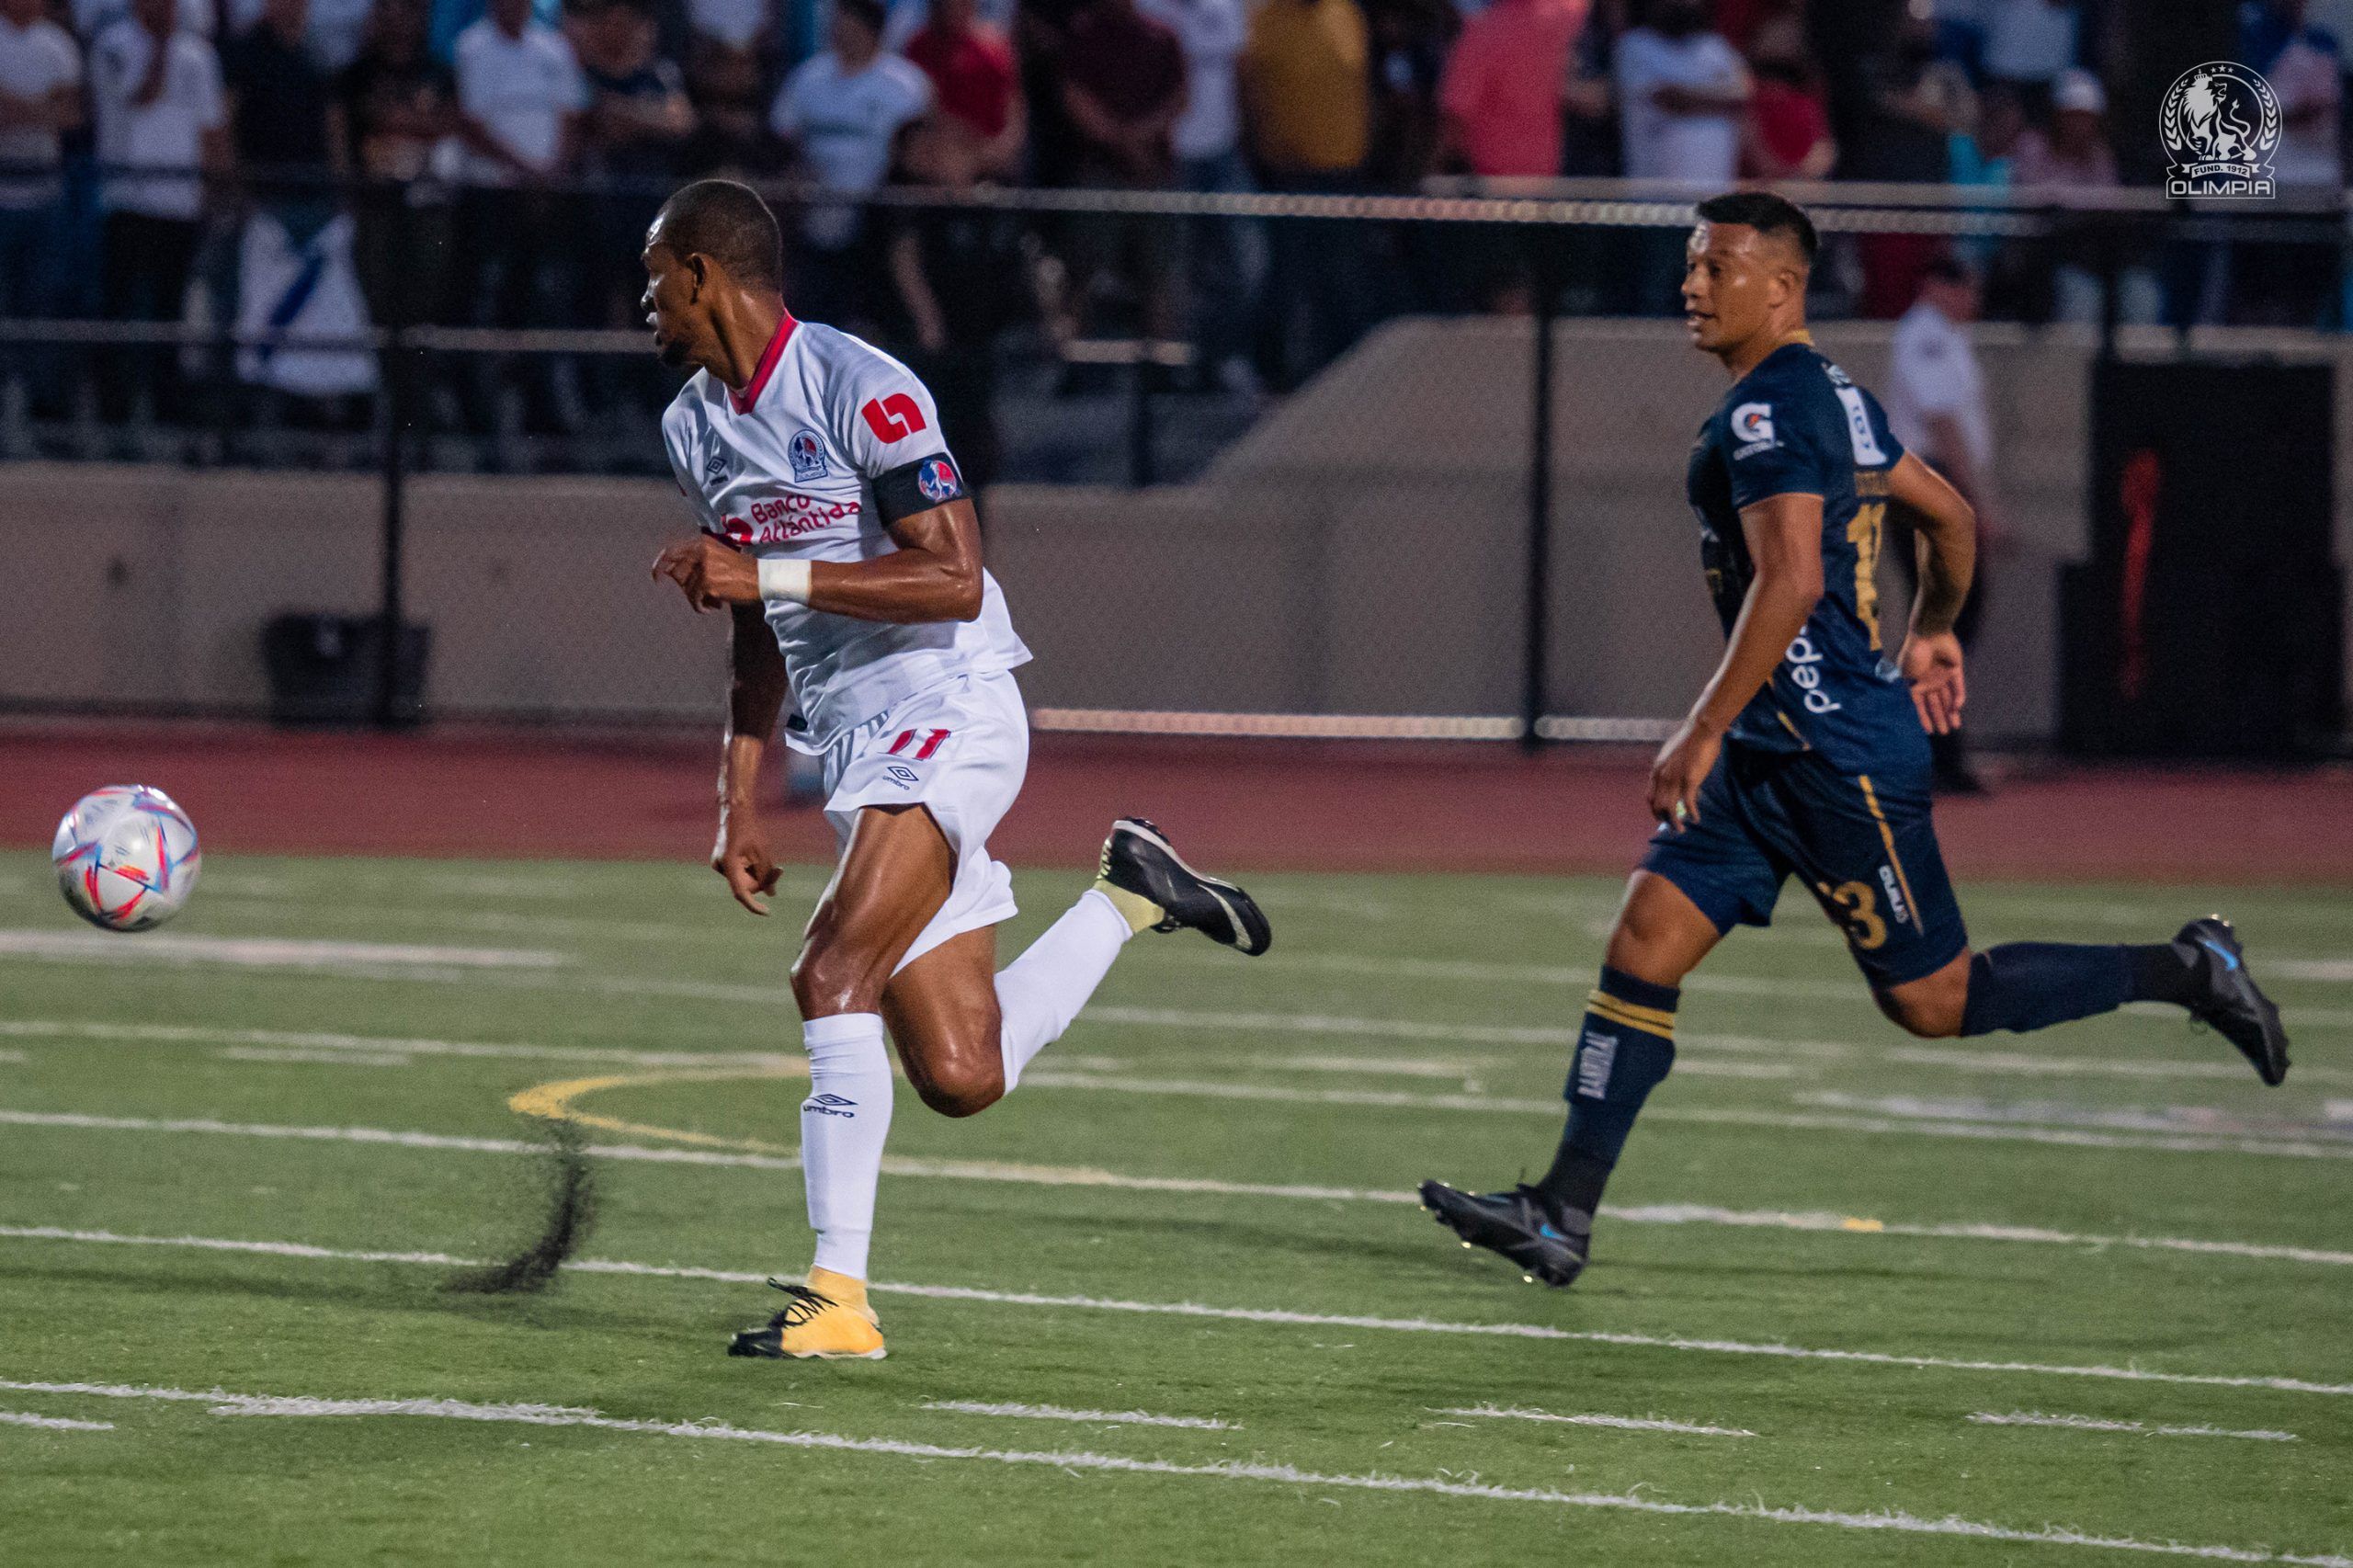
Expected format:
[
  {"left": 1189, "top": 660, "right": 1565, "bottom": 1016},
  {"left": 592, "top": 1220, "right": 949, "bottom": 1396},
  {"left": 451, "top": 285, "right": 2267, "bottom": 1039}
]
[{"left": 1731, "top": 401, "right": 1778, "bottom": 460}]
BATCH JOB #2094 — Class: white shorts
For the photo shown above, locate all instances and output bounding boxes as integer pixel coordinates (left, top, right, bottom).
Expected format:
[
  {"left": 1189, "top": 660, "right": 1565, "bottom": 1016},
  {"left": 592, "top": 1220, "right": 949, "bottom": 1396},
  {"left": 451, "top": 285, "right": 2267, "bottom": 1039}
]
[{"left": 821, "top": 669, "right": 1029, "bottom": 972}]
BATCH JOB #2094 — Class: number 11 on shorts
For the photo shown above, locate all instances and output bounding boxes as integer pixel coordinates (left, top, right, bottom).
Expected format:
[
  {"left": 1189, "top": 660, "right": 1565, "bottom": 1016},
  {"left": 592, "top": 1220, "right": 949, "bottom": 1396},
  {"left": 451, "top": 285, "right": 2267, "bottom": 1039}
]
[{"left": 887, "top": 728, "right": 951, "bottom": 761}]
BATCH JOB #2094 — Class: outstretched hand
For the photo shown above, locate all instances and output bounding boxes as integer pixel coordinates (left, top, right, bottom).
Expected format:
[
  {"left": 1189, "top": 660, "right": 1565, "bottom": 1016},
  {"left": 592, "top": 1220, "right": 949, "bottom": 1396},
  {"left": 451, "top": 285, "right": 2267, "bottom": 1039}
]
[
  {"left": 1900, "top": 630, "right": 1967, "bottom": 735},
  {"left": 653, "top": 534, "right": 760, "bottom": 612}
]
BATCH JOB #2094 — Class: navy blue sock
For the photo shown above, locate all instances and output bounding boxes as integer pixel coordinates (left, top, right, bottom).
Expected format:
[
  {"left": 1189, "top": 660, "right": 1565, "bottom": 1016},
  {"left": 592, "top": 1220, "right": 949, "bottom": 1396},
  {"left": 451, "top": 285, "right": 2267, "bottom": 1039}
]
[
  {"left": 1535, "top": 967, "right": 1677, "bottom": 1216},
  {"left": 1957, "top": 941, "right": 2196, "bottom": 1037}
]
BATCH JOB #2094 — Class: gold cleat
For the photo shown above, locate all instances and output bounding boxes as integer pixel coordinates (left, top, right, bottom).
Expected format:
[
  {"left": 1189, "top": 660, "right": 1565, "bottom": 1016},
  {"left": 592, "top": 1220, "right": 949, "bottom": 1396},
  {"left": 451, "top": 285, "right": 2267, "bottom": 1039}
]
[{"left": 727, "top": 1267, "right": 886, "bottom": 1360}]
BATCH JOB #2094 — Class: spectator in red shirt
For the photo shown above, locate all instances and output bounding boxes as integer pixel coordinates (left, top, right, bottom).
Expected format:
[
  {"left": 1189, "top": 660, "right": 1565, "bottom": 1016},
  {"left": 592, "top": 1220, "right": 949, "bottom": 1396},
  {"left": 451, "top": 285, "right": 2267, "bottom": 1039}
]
[
  {"left": 904, "top": 0, "right": 1025, "bottom": 177},
  {"left": 1437, "top": 0, "right": 1586, "bottom": 177},
  {"left": 1740, "top": 13, "right": 1833, "bottom": 177}
]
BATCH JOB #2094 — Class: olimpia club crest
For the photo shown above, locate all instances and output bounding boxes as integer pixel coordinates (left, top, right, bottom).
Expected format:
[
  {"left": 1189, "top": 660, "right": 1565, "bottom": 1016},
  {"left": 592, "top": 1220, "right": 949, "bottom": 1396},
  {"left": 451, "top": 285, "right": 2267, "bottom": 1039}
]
[{"left": 2162, "top": 62, "right": 2280, "bottom": 198}]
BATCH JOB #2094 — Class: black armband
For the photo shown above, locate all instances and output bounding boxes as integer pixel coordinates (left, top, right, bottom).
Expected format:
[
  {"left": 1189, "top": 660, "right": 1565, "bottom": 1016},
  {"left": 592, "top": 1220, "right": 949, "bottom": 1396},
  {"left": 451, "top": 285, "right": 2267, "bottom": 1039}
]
[{"left": 872, "top": 452, "right": 968, "bottom": 523}]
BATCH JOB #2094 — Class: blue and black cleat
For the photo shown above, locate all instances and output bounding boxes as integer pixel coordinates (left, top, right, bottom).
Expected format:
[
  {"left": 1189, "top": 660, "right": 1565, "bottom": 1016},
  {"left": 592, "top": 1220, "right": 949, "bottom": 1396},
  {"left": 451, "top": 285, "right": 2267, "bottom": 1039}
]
[
  {"left": 1418, "top": 1180, "right": 1590, "bottom": 1288},
  {"left": 2177, "top": 916, "right": 2290, "bottom": 1086}
]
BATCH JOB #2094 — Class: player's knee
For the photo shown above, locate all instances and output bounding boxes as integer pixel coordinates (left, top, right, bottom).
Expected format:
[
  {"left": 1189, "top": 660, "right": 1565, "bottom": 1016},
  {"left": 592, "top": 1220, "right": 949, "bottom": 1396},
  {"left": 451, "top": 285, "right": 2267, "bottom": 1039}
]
[
  {"left": 790, "top": 942, "right": 887, "bottom": 1019},
  {"left": 1873, "top": 974, "right": 1967, "bottom": 1039},
  {"left": 913, "top": 1055, "right": 1002, "bottom": 1118}
]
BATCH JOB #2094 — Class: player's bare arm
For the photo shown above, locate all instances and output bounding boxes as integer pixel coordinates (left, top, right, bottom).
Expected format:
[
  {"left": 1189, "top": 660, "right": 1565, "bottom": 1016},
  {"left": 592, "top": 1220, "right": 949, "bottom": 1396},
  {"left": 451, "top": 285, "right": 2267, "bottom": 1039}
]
[
  {"left": 1650, "top": 492, "right": 1823, "bottom": 832},
  {"left": 652, "top": 497, "right": 984, "bottom": 623},
  {"left": 1887, "top": 449, "right": 1976, "bottom": 735},
  {"left": 713, "top": 600, "right": 790, "bottom": 915}
]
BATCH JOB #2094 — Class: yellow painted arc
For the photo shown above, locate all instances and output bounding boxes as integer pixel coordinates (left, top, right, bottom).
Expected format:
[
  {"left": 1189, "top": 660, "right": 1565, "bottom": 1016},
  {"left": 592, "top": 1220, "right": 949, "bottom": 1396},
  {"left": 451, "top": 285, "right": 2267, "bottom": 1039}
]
[{"left": 508, "top": 1065, "right": 808, "bottom": 1155}]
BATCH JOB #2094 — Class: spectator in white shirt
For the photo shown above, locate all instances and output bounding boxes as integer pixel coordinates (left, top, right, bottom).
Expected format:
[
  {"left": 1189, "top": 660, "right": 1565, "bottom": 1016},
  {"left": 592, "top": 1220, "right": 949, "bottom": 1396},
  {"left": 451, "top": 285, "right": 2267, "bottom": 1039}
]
[
  {"left": 1885, "top": 254, "right": 1995, "bottom": 793},
  {"left": 88, "top": 0, "right": 227, "bottom": 424},
  {"left": 1139, "top": 0, "right": 1255, "bottom": 384},
  {"left": 454, "top": 0, "right": 589, "bottom": 427},
  {"left": 1614, "top": 0, "right": 1749, "bottom": 183},
  {"left": 0, "top": 0, "right": 81, "bottom": 339},
  {"left": 1614, "top": 0, "right": 1747, "bottom": 312},
  {"left": 769, "top": 0, "right": 930, "bottom": 323}
]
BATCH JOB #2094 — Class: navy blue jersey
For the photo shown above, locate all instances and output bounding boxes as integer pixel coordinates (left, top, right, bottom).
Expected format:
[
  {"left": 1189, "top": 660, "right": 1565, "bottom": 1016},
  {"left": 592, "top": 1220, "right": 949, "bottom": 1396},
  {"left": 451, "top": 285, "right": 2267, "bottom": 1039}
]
[{"left": 1685, "top": 340, "right": 1924, "bottom": 772}]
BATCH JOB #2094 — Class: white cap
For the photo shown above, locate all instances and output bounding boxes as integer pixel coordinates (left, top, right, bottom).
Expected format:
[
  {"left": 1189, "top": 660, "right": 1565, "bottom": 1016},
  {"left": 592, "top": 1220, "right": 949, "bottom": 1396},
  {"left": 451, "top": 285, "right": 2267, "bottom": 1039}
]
[{"left": 2052, "top": 68, "right": 2107, "bottom": 116}]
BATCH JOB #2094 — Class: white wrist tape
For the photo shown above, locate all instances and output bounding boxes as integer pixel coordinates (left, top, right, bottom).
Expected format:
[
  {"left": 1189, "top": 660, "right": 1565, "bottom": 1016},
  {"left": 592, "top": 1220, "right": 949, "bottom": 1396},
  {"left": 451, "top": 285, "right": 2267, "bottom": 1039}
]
[{"left": 756, "top": 557, "right": 813, "bottom": 605}]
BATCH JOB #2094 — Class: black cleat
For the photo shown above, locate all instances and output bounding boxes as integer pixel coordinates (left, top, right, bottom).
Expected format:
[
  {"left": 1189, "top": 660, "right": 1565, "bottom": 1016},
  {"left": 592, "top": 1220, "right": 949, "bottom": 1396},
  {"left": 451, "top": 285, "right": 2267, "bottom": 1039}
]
[
  {"left": 2176, "top": 916, "right": 2290, "bottom": 1086},
  {"left": 1418, "top": 1180, "right": 1590, "bottom": 1288},
  {"left": 1099, "top": 817, "right": 1271, "bottom": 956}
]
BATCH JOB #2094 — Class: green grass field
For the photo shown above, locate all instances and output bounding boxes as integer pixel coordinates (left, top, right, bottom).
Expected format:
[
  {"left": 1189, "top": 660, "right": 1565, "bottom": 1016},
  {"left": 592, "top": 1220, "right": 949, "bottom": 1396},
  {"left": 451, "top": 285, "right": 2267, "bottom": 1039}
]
[{"left": 2, "top": 848, "right": 2349, "bottom": 1565}]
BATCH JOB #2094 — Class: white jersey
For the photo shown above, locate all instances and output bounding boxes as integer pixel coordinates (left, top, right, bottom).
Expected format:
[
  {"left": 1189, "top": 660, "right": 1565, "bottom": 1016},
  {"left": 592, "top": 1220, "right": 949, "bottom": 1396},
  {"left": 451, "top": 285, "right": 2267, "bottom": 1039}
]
[{"left": 663, "top": 314, "right": 1029, "bottom": 749}]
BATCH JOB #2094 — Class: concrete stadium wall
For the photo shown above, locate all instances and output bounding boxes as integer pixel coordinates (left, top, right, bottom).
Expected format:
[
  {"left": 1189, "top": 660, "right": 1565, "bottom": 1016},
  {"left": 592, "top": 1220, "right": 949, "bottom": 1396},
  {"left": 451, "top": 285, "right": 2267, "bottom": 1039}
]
[{"left": 4, "top": 319, "right": 2347, "bottom": 737}]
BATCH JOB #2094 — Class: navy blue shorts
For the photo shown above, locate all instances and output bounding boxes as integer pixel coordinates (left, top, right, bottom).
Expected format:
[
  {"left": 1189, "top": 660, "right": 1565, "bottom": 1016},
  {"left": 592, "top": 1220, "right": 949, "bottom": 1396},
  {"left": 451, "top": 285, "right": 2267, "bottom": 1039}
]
[{"left": 1640, "top": 744, "right": 1968, "bottom": 989}]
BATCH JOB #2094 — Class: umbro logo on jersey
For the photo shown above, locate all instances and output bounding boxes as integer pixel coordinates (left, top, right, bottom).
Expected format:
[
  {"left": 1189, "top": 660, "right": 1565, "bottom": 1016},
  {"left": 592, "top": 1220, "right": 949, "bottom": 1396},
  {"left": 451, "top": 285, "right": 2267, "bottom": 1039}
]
[
  {"left": 789, "top": 428, "right": 828, "bottom": 483},
  {"left": 802, "top": 1093, "right": 858, "bottom": 1118},
  {"left": 703, "top": 447, "right": 730, "bottom": 487}
]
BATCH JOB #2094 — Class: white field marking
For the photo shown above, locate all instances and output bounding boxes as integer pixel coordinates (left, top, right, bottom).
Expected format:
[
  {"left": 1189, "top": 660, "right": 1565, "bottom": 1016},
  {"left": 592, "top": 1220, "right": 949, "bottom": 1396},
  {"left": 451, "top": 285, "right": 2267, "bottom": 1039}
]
[
  {"left": 0, "top": 1050, "right": 25, "bottom": 1064},
  {"left": 16, "top": 1105, "right": 2353, "bottom": 1264},
  {"left": 0, "top": 1409, "right": 115, "bottom": 1431},
  {"left": 216, "top": 1048, "right": 413, "bottom": 1069},
  {"left": 6, "top": 1383, "right": 2349, "bottom": 1566},
  {"left": 917, "top": 1400, "right": 1236, "bottom": 1430},
  {"left": 11, "top": 1229, "right": 2353, "bottom": 1401},
  {"left": 0, "top": 1020, "right": 800, "bottom": 1072},
  {"left": 1238, "top": 1053, "right": 1793, "bottom": 1082},
  {"left": 1437, "top": 1404, "right": 1756, "bottom": 1437},
  {"left": 1968, "top": 1411, "right": 2298, "bottom": 1442},
  {"left": 0, "top": 930, "right": 566, "bottom": 971},
  {"left": 1014, "top": 1073, "right": 2353, "bottom": 1158},
  {"left": 2274, "top": 960, "right": 2353, "bottom": 983},
  {"left": 2330, "top": 1102, "right": 2353, "bottom": 1125},
  {"left": 1884, "top": 1047, "right": 2353, "bottom": 1086},
  {"left": 1797, "top": 1092, "right": 2353, "bottom": 1144}
]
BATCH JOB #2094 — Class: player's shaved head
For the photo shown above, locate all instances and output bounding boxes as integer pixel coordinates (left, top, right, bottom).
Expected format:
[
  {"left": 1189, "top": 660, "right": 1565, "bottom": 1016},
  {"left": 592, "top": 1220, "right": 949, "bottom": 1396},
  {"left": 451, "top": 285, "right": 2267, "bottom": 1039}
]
[
  {"left": 650, "top": 178, "right": 783, "bottom": 292},
  {"left": 1682, "top": 190, "right": 1816, "bottom": 375}
]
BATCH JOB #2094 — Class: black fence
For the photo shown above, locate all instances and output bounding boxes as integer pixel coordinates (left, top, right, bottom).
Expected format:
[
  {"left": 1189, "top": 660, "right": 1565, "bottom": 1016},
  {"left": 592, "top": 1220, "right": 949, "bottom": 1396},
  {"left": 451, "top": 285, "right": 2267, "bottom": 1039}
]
[{"left": 4, "top": 171, "right": 2347, "bottom": 745}]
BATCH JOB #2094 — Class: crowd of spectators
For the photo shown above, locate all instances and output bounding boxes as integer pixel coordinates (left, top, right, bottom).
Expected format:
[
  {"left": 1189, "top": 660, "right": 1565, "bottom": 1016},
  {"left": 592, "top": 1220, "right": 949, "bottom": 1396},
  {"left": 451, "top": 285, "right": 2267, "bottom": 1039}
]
[{"left": 0, "top": 0, "right": 2346, "bottom": 443}]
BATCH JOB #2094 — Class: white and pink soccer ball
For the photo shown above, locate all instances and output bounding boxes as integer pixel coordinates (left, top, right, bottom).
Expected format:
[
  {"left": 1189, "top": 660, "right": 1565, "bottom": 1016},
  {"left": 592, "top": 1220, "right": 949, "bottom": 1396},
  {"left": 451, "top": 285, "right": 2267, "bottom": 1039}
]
[{"left": 51, "top": 786, "right": 202, "bottom": 932}]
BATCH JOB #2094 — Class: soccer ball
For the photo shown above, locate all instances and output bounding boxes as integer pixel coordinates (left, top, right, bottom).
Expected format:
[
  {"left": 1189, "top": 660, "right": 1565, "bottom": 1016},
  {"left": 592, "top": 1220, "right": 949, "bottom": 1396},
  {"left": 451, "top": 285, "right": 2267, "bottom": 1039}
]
[{"left": 51, "top": 786, "right": 202, "bottom": 932}]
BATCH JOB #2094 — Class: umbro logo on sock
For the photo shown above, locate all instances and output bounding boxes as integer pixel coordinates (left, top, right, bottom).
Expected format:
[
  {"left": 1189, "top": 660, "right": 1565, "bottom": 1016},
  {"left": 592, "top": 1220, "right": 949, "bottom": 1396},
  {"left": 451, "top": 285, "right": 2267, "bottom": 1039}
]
[{"left": 802, "top": 1093, "right": 858, "bottom": 1118}]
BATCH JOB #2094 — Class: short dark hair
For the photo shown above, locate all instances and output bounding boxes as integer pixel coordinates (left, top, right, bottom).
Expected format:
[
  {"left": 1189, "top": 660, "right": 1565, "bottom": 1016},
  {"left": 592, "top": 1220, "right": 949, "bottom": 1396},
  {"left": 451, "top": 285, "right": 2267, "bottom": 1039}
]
[
  {"left": 835, "top": 0, "right": 885, "bottom": 33},
  {"left": 654, "top": 178, "right": 783, "bottom": 290},
  {"left": 1921, "top": 252, "right": 1977, "bottom": 288},
  {"left": 1693, "top": 190, "right": 1818, "bottom": 267}
]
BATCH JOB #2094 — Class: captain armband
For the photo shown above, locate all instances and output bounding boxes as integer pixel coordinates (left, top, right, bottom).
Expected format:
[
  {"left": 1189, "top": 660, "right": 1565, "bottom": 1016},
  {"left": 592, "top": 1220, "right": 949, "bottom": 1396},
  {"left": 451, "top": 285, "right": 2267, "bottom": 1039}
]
[{"left": 871, "top": 452, "right": 968, "bottom": 525}]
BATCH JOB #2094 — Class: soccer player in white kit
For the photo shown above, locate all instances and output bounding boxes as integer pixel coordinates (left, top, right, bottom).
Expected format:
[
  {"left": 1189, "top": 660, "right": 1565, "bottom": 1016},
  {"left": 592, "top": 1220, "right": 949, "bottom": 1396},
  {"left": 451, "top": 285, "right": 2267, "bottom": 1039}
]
[{"left": 642, "top": 179, "right": 1271, "bottom": 1359}]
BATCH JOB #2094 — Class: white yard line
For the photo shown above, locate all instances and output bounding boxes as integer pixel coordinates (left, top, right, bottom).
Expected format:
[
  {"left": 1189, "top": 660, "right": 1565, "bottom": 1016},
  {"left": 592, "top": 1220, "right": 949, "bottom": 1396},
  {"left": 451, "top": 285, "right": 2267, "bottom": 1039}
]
[
  {"left": 1968, "top": 1411, "right": 2297, "bottom": 1442},
  {"left": 6, "top": 1228, "right": 2352, "bottom": 1400},
  {"left": 0, "top": 1409, "right": 114, "bottom": 1431},
  {"left": 917, "top": 1400, "right": 1235, "bottom": 1430},
  {"left": 0, "top": 1380, "right": 2341, "bottom": 1563},
  {"left": 10, "top": 1108, "right": 2353, "bottom": 1264},
  {"left": 0, "top": 930, "right": 565, "bottom": 971},
  {"left": 1017, "top": 1074, "right": 2353, "bottom": 1159},
  {"left": 216, "top": 1048, "right": 414, "bottom": 1068},
  {"left": 1436, "top": 1404, "right": 1755, "bottom": 1437},
  {"left": 1797, "top": 1093, "right": 2353, "bottom": 1145},
  {"left": 1885, "top": 1048, "right": 2353, "bottom": 1085},
  {"left": 0, "top": 1020, "right": 799, "bottom": 1071}
]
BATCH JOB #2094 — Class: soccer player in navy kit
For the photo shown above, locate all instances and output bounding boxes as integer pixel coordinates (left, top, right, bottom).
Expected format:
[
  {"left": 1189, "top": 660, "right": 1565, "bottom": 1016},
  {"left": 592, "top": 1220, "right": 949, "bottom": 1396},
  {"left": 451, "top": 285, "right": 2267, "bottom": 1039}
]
[{"left": 1421, "top": 191, "right": 2291, "bottom": 1290}]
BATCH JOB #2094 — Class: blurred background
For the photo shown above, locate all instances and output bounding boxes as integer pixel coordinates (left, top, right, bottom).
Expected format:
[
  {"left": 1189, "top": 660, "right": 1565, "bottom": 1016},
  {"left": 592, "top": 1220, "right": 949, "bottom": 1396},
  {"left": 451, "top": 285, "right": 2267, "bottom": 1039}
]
[{"left": 0, "top": 0, "right": 2346, "bottom": 834}]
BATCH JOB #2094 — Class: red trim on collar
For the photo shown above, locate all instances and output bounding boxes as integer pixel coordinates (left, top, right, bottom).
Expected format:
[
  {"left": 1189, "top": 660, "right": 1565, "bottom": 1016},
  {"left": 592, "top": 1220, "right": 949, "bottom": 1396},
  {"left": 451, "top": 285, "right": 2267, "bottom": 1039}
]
[{"left": 727, "top": 310, "right": 797, "bottom": 415}]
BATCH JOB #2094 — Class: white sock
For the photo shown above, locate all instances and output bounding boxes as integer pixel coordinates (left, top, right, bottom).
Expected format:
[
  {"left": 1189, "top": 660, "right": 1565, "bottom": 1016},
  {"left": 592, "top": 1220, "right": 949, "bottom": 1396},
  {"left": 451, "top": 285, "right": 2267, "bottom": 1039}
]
[
  {"left": 801, "top": 1012, "right": 892, "bottom": 1280},
  {"left": 995, "top": 887, "right": 1132, "bottom": 1092}
]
